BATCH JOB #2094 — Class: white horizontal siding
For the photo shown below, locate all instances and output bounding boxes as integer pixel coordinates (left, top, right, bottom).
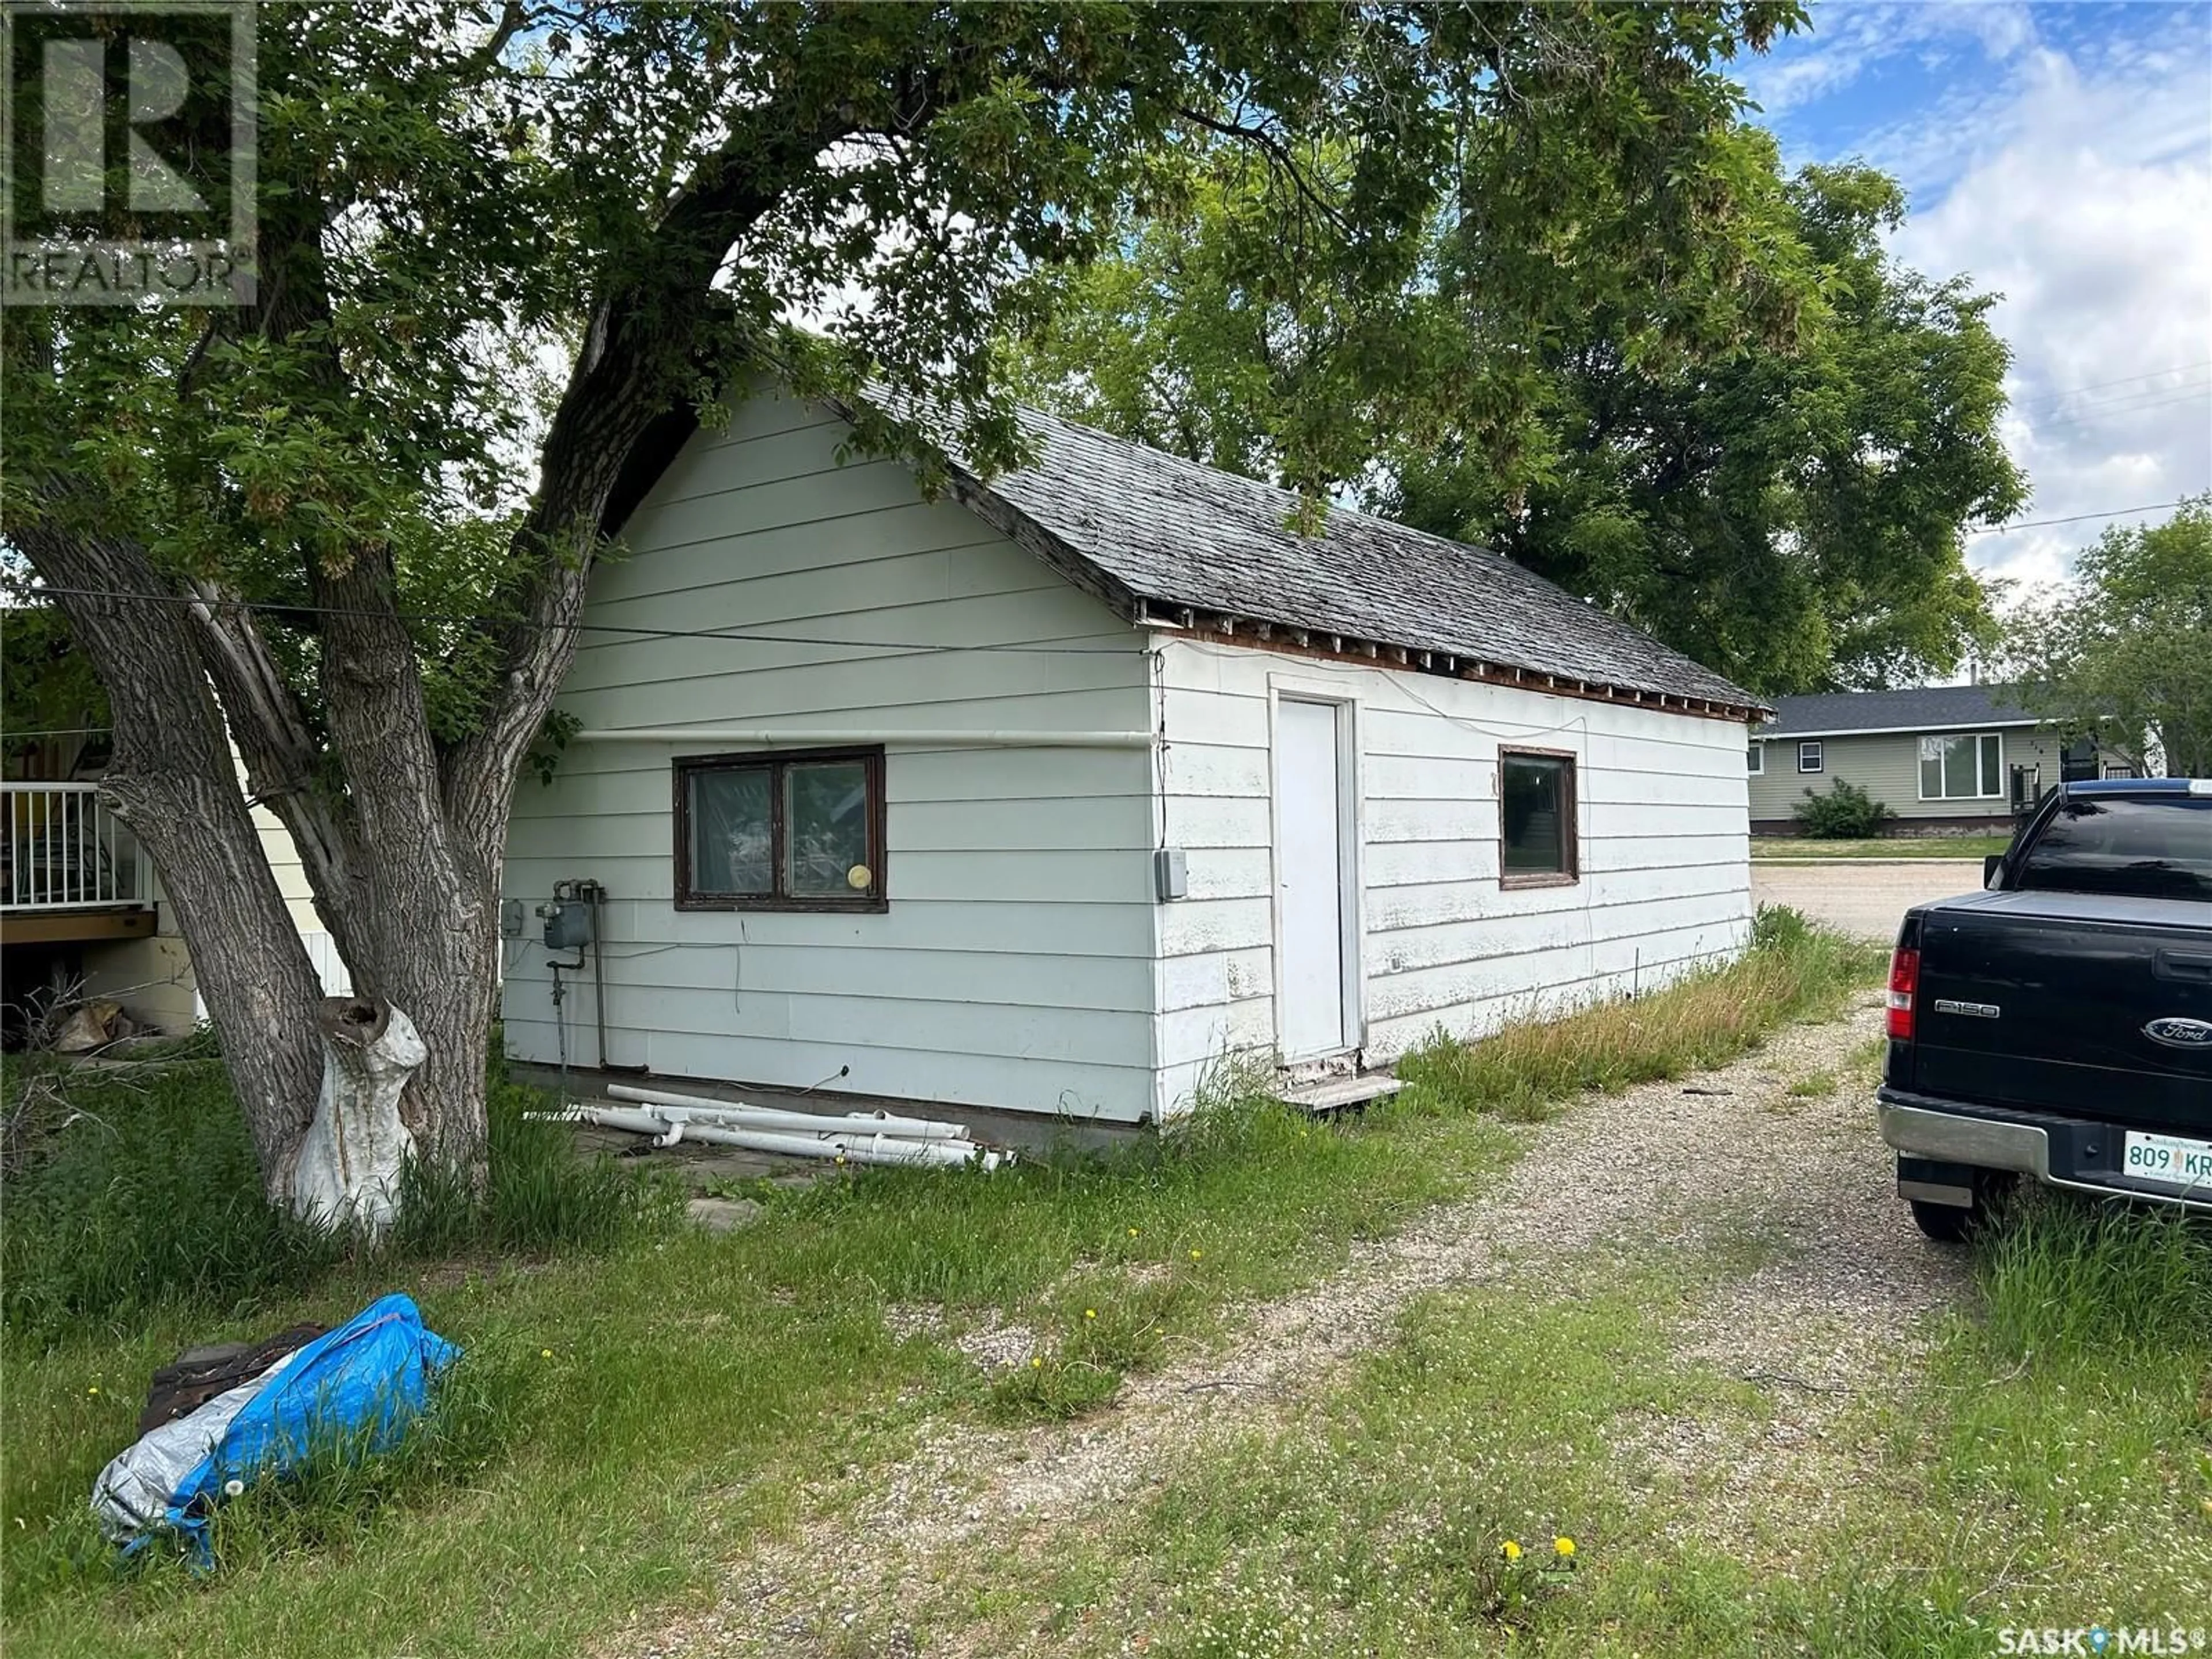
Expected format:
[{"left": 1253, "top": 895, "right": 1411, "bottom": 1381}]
[
  {"left": 1149, "top": 637, "right": 1752, "bottom": 1117},
  {"left": 502, "top": 387, "right": 1158, "bottom": 1123}
]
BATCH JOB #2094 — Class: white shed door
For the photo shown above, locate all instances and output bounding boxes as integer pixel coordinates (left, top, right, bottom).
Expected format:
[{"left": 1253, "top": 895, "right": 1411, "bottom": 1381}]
[{"left": 1275, "top": 698, "right": 1351, "bottom": 1059}]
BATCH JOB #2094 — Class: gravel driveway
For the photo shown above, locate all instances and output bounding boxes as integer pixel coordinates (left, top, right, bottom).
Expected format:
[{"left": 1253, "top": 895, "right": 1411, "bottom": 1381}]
[
  {"left": 1752, "top": 858, "right": 1986, "bottom": 939},
  {"left": 621, "top": 998, "right": 1972, "bottom": 1657}
]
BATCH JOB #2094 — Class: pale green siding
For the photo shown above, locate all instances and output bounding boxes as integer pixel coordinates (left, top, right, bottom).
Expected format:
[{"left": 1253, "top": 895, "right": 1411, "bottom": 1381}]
[
  {"left": 1748, "top": 725, "right": 2103, "bottom": 825},
  {"left": 502, "top": 389, "right": 1160, "bottom": 1122}
]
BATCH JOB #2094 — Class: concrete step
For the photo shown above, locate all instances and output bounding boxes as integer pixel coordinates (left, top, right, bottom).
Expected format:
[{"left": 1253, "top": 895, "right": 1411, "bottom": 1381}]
[{"left": 1276, "top": 1073, "right": 1406, "bottom": 1115}]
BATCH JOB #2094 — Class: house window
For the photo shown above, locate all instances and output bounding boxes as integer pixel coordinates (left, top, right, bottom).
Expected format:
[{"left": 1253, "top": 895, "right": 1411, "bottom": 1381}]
[
  {"left": 1797, "top": 741, "right": 1824, "bottom": 774},
  {"left": 1916, "top": 732, "right": 2003, "bottom": 801},
  {"left": 1747, "top": 743, "right": 1764, "bottom": 775},
  {"left": 1501, "top": 748, "right": 1577, "bottom": 887},
  {"left": 674, "top": 747, "right": 886, "bottom": 910}
]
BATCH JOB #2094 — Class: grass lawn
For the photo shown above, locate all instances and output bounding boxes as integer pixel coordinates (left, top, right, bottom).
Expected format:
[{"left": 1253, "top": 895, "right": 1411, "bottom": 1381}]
[
  {"left": 968, "top": 1206, "right": 2212, "bottom": 1657},
  {"left": 17, "top": 914, "right": 2196, "bottom": 1659},
  {"left": 1752, "top": 834, "right": 2012, "bottom": 860},
  {"left": 0, "top": 919, "right": 1880, "bottom": 1658}
]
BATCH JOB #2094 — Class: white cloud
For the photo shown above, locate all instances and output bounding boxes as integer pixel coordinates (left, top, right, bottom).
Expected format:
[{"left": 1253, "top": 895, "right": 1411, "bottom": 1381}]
[
  {"left": 1741, "top": 1, "right": 2037, "bottom": 119},
  {"left": 1887, "top": 41, "right": 2212, "bottom": 599}
]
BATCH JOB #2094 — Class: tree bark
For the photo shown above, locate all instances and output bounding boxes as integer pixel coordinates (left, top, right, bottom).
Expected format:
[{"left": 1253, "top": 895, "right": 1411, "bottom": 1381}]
[{"left": 9, "top": 517, "right": 328, "bottom": 1195}]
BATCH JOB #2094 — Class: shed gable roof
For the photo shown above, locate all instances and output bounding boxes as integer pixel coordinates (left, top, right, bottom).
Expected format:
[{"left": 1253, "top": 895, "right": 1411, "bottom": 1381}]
[{"left": 929, "top": 406, "right": 1763, "bottom": 717}]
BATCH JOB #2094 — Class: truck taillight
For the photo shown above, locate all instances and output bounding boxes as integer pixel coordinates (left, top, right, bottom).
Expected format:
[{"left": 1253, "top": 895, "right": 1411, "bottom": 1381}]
[{"left": 1887, "top": 946, "right": 1919, "bottom": 1041}]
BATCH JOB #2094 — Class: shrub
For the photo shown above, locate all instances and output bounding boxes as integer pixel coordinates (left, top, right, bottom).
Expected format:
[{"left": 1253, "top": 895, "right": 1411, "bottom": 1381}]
[{"left": 1791, "top": 778, "right": 1895, "bottom": 838}]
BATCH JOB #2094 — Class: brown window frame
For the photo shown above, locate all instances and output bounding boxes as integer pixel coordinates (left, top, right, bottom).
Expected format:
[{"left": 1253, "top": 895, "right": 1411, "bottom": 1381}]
[
  {"left": 672, "top": 745, "right": 888, "bottom": 913},
  {"left": 1498, "top": 745, "right": 1580, "bottom": 890}
]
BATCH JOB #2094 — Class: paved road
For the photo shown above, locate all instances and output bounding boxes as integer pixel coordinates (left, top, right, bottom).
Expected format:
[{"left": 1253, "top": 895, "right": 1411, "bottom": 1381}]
[{"left": 1752, "top": 858, "right": 1987, "bottom": 940}]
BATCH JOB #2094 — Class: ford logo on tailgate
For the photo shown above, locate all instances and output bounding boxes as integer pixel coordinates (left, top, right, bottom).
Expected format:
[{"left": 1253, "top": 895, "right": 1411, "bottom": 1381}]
[{"left": 2144, "top": 1017, "right": 2212, "bottom": 1049}]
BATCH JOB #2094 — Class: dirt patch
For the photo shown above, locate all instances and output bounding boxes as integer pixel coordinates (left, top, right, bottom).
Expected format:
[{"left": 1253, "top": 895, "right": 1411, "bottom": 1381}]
[{"left": 883, "top": 1304, "right": 1041, "bottom": 1374}]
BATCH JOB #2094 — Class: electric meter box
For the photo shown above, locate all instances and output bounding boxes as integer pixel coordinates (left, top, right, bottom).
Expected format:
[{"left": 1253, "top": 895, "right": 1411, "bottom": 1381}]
[{"left": 540, "top": 899, "right": 593, "bottom": 950}]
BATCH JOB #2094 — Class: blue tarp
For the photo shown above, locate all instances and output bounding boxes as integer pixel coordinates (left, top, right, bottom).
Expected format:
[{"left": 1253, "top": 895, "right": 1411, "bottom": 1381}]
[{"left": 96, "top": 1293, "right": 457, "bottom": 1563}]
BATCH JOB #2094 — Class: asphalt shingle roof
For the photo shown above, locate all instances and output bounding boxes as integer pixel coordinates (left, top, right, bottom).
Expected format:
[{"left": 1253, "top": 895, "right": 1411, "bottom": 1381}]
[
  {"left": 1758, "top": 685, "right": 2037, "bottom": 737},
  {"left": 955, "top": 408, "right": 1763, "bottom": 714}
]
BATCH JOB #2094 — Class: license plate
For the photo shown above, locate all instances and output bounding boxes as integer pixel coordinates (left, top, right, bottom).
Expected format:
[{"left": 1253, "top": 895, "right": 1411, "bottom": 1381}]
[{"left": 2121, "top": 1130, "right": 2212, "bottom": 1191}]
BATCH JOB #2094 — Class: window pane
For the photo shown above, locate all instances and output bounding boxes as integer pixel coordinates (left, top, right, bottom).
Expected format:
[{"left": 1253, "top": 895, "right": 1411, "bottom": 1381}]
[
  {"left": 1798, "top": 743, "right": 1822, "bottom": 772},
  {"left": 1747, "top": 744, "right": 1762, "bottom": 773},
  {"left": 1979, "top": 733, "right": 2002, "bottom": 796},
  {"left": 690, "top": 768, "right": 771, "bottom": 894},
  {"left": 1937, "top": 734, "right": 1977, "bottom": 798},
  {"left": 1502, "top": 755, "right": 1569, "bottom": 874},
  {"left": 786, "top": 761, "right": 871, "bottom": 895},
  {"left": 1920, "top": 755, "right": 1944, "bottom": 799}
]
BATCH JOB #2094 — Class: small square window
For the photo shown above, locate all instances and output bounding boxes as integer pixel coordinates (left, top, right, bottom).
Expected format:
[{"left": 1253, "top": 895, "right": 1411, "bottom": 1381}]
[
  {"left": 1501, "top": 748, "right": 1577, "bottom": 887},
  {"left": 1797, "top": 741, "right": 1824, "bottom": 774},
  {"left": 676, "top": 747, "right": 885, "bottom": 910},
  {"left": 1747, "top": 743, "right": 1764, "bottom": 775}
]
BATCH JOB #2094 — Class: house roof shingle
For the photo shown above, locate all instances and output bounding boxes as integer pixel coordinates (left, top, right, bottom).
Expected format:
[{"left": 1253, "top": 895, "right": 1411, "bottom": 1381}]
[
  {"left": 1758, "top": 685, "right": 2038, "bottom": 738},
  {"left": 938, "top": 407, "right": 1765, "bottom": 717}
]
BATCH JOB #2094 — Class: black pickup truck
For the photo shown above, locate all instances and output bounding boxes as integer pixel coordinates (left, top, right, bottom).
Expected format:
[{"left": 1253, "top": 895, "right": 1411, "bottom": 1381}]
[{"left": 1877, "top": 778, "right": 2212, "bottom": 1240}]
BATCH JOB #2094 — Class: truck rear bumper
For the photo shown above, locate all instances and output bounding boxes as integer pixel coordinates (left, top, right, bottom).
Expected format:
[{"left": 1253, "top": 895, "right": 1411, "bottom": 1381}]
[{"left": 1877, "top": 1089, "right": 2212, "bottom": 1214}]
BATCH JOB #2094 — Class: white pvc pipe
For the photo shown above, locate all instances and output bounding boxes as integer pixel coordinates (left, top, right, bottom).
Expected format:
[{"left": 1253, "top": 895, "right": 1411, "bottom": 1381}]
[
  {"left": 579, "top": 1105, "right": 1003, "bottom": 1171},
  {"left": 604, "top": 1084, "right": 970, "bottom": 1141},
  {"left": 568, "top": 727, "right": 1151, "bottom": 749}
]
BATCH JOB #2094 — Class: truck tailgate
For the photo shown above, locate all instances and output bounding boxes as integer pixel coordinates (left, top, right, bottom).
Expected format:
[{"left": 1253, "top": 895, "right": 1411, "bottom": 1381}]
[{"left": 1905, "top": 891, "right": 2212, "bottom": 1133}]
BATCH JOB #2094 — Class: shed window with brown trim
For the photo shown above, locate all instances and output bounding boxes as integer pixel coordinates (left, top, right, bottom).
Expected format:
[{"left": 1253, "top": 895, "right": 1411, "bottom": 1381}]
[
  {"left": 674, "top": 747, "right": 886, "bottom": 911},
  {"left": 1500, "top": 748, "right": 1578, "bottom": 887}
]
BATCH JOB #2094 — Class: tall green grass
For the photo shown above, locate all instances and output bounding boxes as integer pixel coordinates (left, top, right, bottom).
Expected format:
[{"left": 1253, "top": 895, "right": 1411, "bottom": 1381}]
[
  {"left": 0, "top": 1058, "right": 672, "bottom": 1343},
  {"left": 1977, "top": 1199, "right": 2212, "bottom": 1360},
  {"left": 1395, "top": 906, "right": 1884, "bottom": 1122}
]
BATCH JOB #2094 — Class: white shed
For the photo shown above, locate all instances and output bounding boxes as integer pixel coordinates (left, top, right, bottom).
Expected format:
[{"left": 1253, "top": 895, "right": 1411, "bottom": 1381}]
[{"left": 500, "top": 388, "right": 1767, "bottom": 1127}]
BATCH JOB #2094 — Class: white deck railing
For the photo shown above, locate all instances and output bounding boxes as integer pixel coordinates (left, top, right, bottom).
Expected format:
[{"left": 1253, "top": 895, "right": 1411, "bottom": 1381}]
[{"left": 2, "top": 783, "right": 153, "bottom": 910}]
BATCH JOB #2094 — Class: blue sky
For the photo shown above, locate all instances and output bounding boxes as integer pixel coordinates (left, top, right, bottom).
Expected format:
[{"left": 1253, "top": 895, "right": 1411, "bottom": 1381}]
[{"left": 1736, "top": 1, "right": 2211, "bottom": 600}]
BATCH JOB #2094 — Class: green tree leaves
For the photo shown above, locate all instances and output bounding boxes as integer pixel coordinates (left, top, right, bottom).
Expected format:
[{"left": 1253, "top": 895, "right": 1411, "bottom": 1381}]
[
  {"left": 1010, "top": 127, "right": 2024, "bottom": 694},
  {"left": 2006, "top": 497, "right": 2212, "bottom": 777}
]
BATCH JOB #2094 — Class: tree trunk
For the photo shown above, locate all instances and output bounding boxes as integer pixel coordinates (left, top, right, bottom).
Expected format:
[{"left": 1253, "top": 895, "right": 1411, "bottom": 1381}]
[
  {"left": 10, "top": 516, "right": 330, "bottom": 1195},
  {"left": 109, "top": 771, "right": 329, "bottom": 1190}
]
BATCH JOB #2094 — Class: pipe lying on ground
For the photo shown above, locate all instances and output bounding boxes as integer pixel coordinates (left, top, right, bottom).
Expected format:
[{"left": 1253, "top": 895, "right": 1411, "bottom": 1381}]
[
  {"left": 603, "top": 1082, "right": 972, "bottom": 1142},
  {"left": 577, "top": 1105, "right": 1007, "bottom": 1172}
]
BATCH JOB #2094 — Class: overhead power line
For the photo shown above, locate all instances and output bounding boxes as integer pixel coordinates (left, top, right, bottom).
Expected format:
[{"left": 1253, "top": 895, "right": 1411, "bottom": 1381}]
[
  {"left": 2010, "top": 358, "right": 2212, "bottom": 418},
  {"left": 8, "top": 584, "right": 1140, "bottom": 654},
  {"left": 1967, "top": 499, "right": 2199, "bottom": 536}
]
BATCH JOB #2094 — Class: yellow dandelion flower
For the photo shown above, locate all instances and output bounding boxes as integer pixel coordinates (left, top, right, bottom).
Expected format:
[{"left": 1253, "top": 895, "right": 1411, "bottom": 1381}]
[
  {"left": 1128, "top": 1227, "right": 1139, "bottom": 1237},
  {"left": 1084, "top": 1308, "right": 1097, "bottom": 1320},
  {"left": 1554, "top": 1536, "right": 1575, "bottom": 1558},
  {"left": 87, "top": 1385, "right": 99, "bottom": 1396},
  {"left": 541, "top": 1349, "right": 554, "bottom": 1359},
  {"left": 1190, "top": 1249, "right": 1202, "bottom": 1261},
  {"left": 1500, "top": 1539, "right": 1522, "bottom": 1562},
  {"left": 1032, "top": 1357, "right": 1043, "bottom": 1369}
]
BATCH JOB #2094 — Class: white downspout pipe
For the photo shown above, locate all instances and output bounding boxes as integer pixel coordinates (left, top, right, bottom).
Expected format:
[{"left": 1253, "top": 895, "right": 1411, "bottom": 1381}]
[
  {"left": 604, "top": 1083, "right": 971, "bottom": 1141},
  {"left": 578, "top": 1105, "right": 1006, "bottom": 1171}
]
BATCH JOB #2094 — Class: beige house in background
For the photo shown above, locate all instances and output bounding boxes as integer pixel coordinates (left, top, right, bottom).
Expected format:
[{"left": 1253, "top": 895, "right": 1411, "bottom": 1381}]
[{"left": 1747, "top": 685, "right": 2134, "bottom": 835}]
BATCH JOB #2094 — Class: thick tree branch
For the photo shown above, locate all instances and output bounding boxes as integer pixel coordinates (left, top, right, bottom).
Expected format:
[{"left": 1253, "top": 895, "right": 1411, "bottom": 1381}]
[
  {"left": 182, "top": 579, "right": 361, "bottom": 944},
  {"left": 444, "top": 96, "right": 874, "bottom": 845}
]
